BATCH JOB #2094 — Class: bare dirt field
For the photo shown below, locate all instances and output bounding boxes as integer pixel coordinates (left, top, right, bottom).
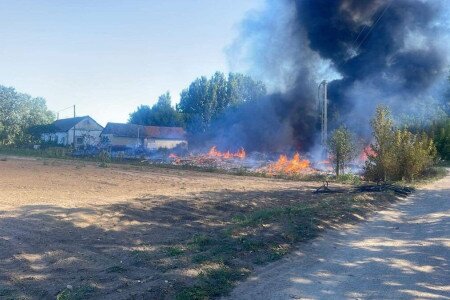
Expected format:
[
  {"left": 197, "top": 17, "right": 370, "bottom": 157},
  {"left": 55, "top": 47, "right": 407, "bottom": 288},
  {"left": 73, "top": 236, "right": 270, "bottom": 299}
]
[{"left": 0, "top": 157, "right": 393, "bottom": 299}]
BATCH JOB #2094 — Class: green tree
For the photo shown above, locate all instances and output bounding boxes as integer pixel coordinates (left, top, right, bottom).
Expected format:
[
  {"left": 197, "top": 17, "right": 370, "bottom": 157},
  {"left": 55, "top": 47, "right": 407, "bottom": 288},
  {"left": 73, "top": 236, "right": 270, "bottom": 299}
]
[
  {"left": 426, "top": 117, "right": 450, "bottom": 161},
  {"left": 178, "top": 76, "right": 214, "bottom": 134},
  {"left": 129, "top": 92, "right": 183, "bottom": 127},
  {"left": 128, "top": 105, "right": 152, "bottom": 125},
  {"left": 364, "top": 105, "right": 437, "bottom": 182},
  {"left": 327, "top": 126, "right": 356, "bottom": 176},
  {"left": 365, "top": 105, "right": 396, "bottom": 181},
  {"left": 209, "top": 72, "right": 228, "bottom": 117},
  {"left": 0, "top": 85, "right": 54, "bottom": 145},
  {"left": 177, "top": 72, "right": 266, "bottom": 135},
  {"left": 227, "top": 73, "right": 266, "bottom": 106}
]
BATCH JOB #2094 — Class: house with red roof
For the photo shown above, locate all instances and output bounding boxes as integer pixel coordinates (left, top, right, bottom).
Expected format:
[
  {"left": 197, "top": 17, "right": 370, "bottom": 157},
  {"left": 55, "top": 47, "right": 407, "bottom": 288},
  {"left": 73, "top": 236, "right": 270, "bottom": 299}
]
[{"left": 100, "top": 122, "right": 187, "bottom": 150}]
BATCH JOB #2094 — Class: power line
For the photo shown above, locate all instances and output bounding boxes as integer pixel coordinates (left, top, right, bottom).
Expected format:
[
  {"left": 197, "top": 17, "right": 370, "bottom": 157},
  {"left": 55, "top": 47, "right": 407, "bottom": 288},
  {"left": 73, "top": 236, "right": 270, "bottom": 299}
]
[
  {"left": 335, "top": 0, "right": 392, "bottom": 71},
  {"left": 354, "top": 0, "right": 392, "bottom": 52}
]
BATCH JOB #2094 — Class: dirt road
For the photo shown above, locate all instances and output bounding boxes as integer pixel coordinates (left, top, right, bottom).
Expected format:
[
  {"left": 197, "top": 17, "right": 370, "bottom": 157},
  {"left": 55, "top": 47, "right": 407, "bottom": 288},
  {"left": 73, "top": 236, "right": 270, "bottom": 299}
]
[{"left": 230, "top": 171, "right": 450, "bottom": 299}]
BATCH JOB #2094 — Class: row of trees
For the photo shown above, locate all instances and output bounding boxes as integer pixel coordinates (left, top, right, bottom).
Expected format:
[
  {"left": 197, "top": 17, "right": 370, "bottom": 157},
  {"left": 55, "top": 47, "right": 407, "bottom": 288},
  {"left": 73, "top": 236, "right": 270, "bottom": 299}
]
[
  {"left": 129, "top": 92, "right": 183, "bottom": 127},
  {"left": 0, "top": 85, "right": 54, "bottom": 145},
  {"left": 328, "top": 105, "right": 439, "bottom": 182},
  {"left": 128, "top": 72, "right": 266, "bottom": 134}
]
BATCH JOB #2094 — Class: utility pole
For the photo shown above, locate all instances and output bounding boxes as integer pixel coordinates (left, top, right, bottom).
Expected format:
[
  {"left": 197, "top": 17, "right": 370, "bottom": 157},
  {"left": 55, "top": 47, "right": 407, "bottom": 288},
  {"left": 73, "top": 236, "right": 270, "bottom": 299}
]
[
  {"left": 73, "top": 105, "right": 76, "bottom": 147},
  {"left": 318, "top": 80, "right": 328, "bottom": 155}
]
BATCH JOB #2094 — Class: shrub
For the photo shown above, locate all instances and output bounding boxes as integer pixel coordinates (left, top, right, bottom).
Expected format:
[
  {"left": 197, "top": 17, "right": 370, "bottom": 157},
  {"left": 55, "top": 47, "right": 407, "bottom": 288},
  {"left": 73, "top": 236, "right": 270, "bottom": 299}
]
[
  {"left": 98, "top": 150, "right": 111, "bottom": 167},
  {"left": 364, "top": 106, "right": 437, "bottom": 182}
]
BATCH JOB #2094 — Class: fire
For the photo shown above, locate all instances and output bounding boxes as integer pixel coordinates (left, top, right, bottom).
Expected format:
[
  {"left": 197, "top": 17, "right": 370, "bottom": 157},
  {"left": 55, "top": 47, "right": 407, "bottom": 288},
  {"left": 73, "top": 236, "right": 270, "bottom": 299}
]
[
  {"left": 207, "top": 146, "right": 246, "bottom": 159},
  {"left": 169, "top": 153, "right": 181, "bottom": 163},
  {"left": 360, "top": 145, "right": 377, "bottom": 161},
  {"left": 266, "top": 152, "right": 311, "bottom": 175}
]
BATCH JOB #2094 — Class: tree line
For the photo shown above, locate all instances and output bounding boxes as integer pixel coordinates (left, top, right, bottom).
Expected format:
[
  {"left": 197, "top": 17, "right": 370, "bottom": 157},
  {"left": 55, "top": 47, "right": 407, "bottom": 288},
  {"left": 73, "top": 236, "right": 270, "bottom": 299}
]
[{"left": 128, "top": 72, "right": 266, "bottom": 135}]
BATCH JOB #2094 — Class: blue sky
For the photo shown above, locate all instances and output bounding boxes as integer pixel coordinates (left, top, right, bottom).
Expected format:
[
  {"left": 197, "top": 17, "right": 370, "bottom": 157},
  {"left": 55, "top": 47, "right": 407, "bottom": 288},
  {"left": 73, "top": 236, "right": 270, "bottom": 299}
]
[{"left": 0, "top": 0, "right": 262, "bottom": 125}]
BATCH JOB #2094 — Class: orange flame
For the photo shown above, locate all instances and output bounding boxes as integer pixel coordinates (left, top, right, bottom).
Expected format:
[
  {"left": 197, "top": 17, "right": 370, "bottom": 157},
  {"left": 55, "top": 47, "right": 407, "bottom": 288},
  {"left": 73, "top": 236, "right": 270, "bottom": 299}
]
[
  {"left": 267, "top": 152, "right": 310, "bottom": 175},
  {"left": 360, "top": 145, "right": 376, "bottom": 161},
  {"left": 207, "top": 146, "right": 246, "bottom": 159},
  {"left": 169, "top": 153, "right": 180, "bottom": 163}
]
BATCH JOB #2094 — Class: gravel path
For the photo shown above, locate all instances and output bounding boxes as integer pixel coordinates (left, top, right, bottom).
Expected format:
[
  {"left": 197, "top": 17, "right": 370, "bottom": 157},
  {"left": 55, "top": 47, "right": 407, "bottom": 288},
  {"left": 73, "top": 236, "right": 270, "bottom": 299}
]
[{"left": 229, "top": 171, "right": 450, "bottom": 299}]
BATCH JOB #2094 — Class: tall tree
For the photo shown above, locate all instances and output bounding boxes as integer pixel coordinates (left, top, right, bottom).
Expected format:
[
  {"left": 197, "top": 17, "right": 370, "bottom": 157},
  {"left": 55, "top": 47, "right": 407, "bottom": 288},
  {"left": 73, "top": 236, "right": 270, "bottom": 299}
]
[
  {"left": 0, "top": 85, "right": 54, "bottom": 145},
  {"left": 227, "top": 73, "right": 266, "bottom": 106},
  {"left": 178, "top": 77, "right": 213, "bottom": 133},
  {"left": 129, "top": 92, "right": 183, "bottom": 127},
  {"left": 328, "top": 126, "right": 356, "bottom": 176},
  {"left": 209, "top": 72, "right": 227, "bottom": 118},
  {"left": 177, "top": 72, "right": 267, "bottom": 135},
  {"left": 128, "top": 105, "right": 152, "bottom": 125}
]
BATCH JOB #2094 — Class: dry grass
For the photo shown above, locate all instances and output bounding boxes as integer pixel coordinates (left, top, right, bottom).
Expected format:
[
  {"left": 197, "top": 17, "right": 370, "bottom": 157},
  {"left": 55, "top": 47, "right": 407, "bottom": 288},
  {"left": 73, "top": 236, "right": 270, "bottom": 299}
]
[{"left": 0, "top": 157, "right": 397, "bottom": 299}]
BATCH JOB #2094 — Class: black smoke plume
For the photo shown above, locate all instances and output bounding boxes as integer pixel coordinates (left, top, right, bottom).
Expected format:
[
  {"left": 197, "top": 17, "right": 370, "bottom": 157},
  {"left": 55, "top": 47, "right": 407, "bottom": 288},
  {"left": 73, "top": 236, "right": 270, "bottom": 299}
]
[{"left": 214, "top": 0, "right": 449, "bottom": 152}]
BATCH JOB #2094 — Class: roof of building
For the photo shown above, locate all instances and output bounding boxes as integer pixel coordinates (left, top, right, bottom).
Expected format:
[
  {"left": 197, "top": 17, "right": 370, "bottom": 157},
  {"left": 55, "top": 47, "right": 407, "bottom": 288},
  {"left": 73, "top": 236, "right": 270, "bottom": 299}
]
[
  {"left": 52, "top": 116, "right": 89, "bottom": 132},
  {"left": 102, "top": 123, "right": 186, "bottom": 140}
]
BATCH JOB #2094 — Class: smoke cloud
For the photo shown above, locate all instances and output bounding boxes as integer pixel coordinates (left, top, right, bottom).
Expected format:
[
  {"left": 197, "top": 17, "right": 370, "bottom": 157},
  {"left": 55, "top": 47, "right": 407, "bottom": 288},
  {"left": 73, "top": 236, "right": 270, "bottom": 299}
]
[{"left": 218, "top": 0, "right": 450, "bottom": 152}]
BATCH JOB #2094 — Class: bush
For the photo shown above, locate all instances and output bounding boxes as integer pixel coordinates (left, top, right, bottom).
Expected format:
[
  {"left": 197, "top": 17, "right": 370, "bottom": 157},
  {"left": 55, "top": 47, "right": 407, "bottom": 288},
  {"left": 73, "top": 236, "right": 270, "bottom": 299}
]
[
  {"left": 98, "top": 150, "right": 111, "bottom": 167},
  {"left": 364, "top": 106, "right": 437, "bottom": 182},
  {"left": 427, "top": 117, "right": 450, "bottom": 161}
]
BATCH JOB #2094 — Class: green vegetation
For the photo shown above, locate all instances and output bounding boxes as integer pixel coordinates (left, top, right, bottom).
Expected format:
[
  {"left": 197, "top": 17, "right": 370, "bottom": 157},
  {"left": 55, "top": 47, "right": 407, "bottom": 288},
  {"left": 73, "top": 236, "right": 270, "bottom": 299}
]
[
  {"left": 177, "top": 72, "right": 266, "bottom": 136},
  {"left": 0, "top": 85, "right": 54, "bottom": 145},
  {"left": 0, "top": 145, "right": 71, "bottom": 158},
  {"left": 129, "top": 91, "right": 184, "bottom": 127},
  {"left": 364, "top": 105, "right": 437, "bottom": 182},
  {"left": 98, "top": 149, "right": 111, "bottom": 168},
  {"left": 176, "top": 266, "right": 249, "bottom": 300},
  {"left": 56, "top": 285, "right": 97, "bottom": 300},
  {"left": 127, "top": 72, "right": 266, "bottom": 144},
  {"left": 105, "top": 265, "right": 127, "bottom": 273},
  {"left": 423, "top": 117, "right": 450, "bottom": 162},
  {"left": 173, "top": 192, "right": 394, "bottom": 299},
  {"left": 328, "top": 126, "right": 357, "bottom": 176},
  {"left": 166, "top": 246, "right": 185, "bottom": 257}
]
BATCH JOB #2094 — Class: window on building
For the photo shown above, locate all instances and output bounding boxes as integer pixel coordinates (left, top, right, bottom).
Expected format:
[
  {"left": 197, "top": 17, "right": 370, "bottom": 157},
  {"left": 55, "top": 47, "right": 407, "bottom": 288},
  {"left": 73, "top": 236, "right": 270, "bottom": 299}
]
[{"left": 76, "top": 137, "right": 84, "bottom": 144}]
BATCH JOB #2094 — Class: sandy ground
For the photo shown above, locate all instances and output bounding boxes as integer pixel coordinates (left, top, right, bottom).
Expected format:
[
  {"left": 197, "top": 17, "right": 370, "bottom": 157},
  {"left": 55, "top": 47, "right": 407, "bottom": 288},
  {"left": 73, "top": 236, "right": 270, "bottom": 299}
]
[
  {"left": 0, "top": 157, "right": 321, "bottom": 299},
  {"left": 229, "top": 170, "right": 450, "bottom": 299}
]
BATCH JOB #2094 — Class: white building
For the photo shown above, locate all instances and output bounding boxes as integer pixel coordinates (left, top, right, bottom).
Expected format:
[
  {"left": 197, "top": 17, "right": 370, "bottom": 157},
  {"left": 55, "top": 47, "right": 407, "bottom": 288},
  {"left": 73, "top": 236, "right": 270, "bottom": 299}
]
[
  {"left": 100, "top": 122, "right": 187, "bottom": 150},
  {"left": 41, "top": 116, "right": 103, "bottom": 148}
]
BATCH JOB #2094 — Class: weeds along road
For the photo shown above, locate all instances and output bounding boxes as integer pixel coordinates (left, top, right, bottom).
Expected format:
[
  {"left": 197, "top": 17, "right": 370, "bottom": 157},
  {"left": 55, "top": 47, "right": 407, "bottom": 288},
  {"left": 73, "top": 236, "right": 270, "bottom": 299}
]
[{"left": 229, "top": 170, "right": 450, "bottom": 300}]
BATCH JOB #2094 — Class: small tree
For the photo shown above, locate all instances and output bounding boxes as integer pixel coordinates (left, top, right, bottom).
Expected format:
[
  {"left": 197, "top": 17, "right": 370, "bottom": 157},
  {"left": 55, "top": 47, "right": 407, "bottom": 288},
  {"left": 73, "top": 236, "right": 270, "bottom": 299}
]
[
  {"left": 328, "top": 126, "right": 356, "bottom": 176},
  {"left": 365, "top": 105, "right": 396, "bottom": 181},
  {"left": 364, "top": 105, "right": 437, "bottom": 182}
]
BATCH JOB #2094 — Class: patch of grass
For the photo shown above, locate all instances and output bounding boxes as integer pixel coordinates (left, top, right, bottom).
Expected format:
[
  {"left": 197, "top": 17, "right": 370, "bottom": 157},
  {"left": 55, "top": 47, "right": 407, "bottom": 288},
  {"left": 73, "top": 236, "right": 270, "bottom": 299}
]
[
  {"left": 105, "top": 265, "right": 127, "bottom": 273},
  {"left": 130, "top": 250, "right": 154, "bottom": 264},
  {"left": 335, "top": 173, "right": 362, "bottom": 185},
  {"left": 56, "top": 285, "right": 96, "bottom": 300},
  {"left": 175, "top": 193, "right": 394, "bottom": 299},
  {"left": 0, "top": 287, "right": 15, "bottom": 297},
  {"left": 166, "top": 246, "right": 185, "bottom": 257},
  {"left": 176, "top": 265, "right": 249, "bottom": 300},
  {"left": 98, "top": 162, "right": 108, "bottom": 168},
  {"left": 188, "top": 234, "right": 215, "bottom": 251}
]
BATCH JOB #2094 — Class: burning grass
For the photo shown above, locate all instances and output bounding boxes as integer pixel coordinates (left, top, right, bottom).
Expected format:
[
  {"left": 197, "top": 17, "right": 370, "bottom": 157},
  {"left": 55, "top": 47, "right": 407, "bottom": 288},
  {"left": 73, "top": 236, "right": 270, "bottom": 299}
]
[{"left": 261, "top": 152, "right": 312, "bottom": 175}]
